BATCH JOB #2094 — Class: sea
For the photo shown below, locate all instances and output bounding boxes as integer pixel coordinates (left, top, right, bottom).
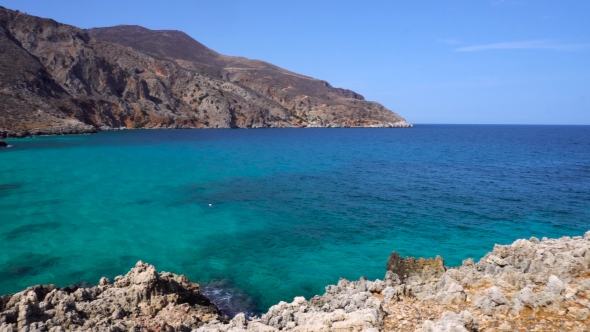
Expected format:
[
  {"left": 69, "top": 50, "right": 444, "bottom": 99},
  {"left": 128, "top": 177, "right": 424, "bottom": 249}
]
[{"left": 1, "top": 125, "right": 589, "bottom": 316}]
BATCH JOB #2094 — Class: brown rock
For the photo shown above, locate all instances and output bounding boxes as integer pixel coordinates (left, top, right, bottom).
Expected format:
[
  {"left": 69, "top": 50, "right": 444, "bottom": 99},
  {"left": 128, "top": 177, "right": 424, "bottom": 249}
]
[
  {"left": 386, "top": 252, "right": 446, "bottom": 282},
  {"left": 0, "top": 261, "right": 220, "bottom": 332},
  {"left": 0, "top": 6, "right": 411, "bottom": 138}
]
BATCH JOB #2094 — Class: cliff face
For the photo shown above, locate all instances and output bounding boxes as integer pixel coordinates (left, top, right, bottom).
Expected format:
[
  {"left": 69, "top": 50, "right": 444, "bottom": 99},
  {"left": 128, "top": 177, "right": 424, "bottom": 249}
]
[{"left": 0, "top": 7, "right": 411, "bottom": 138}]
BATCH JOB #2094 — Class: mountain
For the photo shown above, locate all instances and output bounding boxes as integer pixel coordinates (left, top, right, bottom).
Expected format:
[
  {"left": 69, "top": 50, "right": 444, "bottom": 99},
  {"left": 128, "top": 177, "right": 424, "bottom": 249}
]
[{"left": 0, "top": 7, "right": 411, "bottom": 138}]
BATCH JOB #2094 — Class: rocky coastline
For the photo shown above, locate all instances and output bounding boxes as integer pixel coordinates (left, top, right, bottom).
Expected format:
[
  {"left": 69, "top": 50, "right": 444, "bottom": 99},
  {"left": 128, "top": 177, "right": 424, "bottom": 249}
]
[
  {"left": 0, "top": 122, "right": 412, "bottom": 139},
  {"left": 2, "top": 231, "right": 589, "bottom": 331},
  {"left": 0, "top": 122, "right": 97, "bottom": 139}
]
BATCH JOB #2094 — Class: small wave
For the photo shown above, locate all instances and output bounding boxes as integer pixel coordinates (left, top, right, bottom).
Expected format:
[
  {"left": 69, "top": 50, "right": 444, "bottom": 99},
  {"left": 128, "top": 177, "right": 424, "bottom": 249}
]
[{"left": 201, "top": 280, "right": 261, "bottom": 318}]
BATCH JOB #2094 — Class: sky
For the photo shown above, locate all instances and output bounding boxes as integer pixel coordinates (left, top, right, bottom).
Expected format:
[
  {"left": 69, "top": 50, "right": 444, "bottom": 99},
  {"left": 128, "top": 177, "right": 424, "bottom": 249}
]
[{"left": 2, "top": 0, "right": 589, "bottom": 124}]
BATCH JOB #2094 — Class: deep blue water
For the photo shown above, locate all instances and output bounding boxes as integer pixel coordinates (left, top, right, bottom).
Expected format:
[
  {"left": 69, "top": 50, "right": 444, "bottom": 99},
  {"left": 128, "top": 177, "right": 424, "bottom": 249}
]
[{"left": 1, "top": 125, "right": 589, "bottom": 316}]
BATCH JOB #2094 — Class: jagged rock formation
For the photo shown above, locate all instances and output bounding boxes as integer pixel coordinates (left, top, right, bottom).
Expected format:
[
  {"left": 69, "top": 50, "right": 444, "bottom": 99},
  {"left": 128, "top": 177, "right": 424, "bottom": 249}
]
[
  {"left": 201, "top": 277, "right": 389, "bottom": 332},
  {"left": 386, "top": 253, "right": 446, "bottom": 282},
  {"left": 2, "top": 231, "right": 589, "bottom": 331},
  {"left": 380, "top": 231, "right": 590, "bottom": 331},
  {"left": 0, "top": 262, "right": 220, "bottom": 331},
  {"left": 0, "top": 7, "right": 411, "bottom": 138}
]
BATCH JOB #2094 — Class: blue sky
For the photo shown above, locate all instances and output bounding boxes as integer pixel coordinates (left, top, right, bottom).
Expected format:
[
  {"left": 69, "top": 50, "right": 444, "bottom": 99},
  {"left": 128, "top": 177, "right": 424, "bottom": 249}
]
[{"left": 2, "top": 0, "right": 589, "bottom": 124}]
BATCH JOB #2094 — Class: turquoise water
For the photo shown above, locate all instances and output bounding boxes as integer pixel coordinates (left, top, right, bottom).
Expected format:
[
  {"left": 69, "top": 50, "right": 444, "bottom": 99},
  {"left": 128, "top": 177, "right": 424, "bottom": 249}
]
[{"left": 1, "top": 125, "right": 589, "bottom": 315}]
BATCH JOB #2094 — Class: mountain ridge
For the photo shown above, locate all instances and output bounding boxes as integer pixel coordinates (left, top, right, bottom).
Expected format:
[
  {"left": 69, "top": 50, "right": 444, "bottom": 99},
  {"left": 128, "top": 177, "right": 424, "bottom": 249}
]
[{"left": 0, "top": 7, "right": 411, "bottom": 138}]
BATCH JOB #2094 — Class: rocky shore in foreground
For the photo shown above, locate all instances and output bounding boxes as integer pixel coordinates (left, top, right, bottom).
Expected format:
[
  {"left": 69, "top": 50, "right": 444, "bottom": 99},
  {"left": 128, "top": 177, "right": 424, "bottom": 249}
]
[{"left": 2, "top": 231, "right": 589, "bottom": 332}]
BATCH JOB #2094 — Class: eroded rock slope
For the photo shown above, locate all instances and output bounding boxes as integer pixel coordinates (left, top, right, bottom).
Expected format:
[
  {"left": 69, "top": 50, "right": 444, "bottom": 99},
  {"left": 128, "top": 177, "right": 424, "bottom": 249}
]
[{"left": 0, "top": 7, "right": 411, "bottom": 138}]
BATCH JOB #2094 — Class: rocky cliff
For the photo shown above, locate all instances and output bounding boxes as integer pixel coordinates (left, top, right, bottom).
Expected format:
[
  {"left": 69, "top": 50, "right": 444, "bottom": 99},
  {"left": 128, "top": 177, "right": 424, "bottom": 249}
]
[
  {"left": 0, "top": 7, "right": 411, "bottom": 138},
  {"left": 2, "top": 231, "right": 589, "bottom": 331}
]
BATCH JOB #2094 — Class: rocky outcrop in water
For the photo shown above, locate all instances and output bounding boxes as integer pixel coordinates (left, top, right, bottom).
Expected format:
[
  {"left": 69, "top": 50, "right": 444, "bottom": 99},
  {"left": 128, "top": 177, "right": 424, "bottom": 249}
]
[
  {"left": 0, "top": 7, "right": 411, "bottom": 138},
  {"left": 2, "top": 232, "right": 589, "bottom": 331}
]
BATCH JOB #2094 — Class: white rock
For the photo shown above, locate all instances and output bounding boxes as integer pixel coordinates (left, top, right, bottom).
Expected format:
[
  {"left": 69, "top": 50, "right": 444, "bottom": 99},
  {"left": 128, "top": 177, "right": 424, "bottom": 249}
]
[
  {"left": 420, "top": 311, "right": 472, "bottom": 332},
  {"left": 546, "top": 275, "right": 565, "bottom": 295}
]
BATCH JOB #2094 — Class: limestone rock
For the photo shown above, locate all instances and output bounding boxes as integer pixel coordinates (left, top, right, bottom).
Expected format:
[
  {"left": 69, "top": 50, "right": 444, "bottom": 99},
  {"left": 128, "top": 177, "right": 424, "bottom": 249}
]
[
  {"left": 546, "top": 275, "right": 565, "bottom": 295},
  {"left": 386, "top": 252, "right": 446, "bottom": 282},
  {"left": 420, "top": 311, "right": 473, "bottom": 332},
  {"left": 3, "top": 229, "right": 590, "bottom": 332},
  {"left": 475, "top": 286, "right": 511, "bottom": 315},
  {"left": 434, "top": 282, "right": 466, "bottom": 304},
  {"left": 0, "top": 262, "right": 219, "bottom": 332}
]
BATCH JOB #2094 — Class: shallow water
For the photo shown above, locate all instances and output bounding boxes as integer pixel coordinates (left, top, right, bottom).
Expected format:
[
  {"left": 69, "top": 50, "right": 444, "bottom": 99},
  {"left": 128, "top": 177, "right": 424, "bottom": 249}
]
[{"left": 1, "top": 125, "right": 589, "bottom": 315}]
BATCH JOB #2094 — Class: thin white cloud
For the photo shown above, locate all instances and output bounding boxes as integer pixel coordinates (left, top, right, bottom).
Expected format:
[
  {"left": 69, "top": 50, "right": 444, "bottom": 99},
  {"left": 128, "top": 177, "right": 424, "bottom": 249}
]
[{"left": 455, "top": 40, "right": 590, "bottom": 52}]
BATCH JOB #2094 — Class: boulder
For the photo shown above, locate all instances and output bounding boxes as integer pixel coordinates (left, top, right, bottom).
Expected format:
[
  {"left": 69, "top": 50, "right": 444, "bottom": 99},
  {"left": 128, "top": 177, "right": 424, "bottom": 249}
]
[
  {"left": 420, "top": 311, "right": 473, "bottom": 332},
  {"left": 475, "top": 286, "right": 511, "bottom": 315},
  {"left": 434, "top": 282, "right": 466, "bottom": 304},
  {"left": 546, "top": 275, "right": 565, "bottom": 295},
  {"left": 386, "top": 252, "right": 446, "bottom": 282}
]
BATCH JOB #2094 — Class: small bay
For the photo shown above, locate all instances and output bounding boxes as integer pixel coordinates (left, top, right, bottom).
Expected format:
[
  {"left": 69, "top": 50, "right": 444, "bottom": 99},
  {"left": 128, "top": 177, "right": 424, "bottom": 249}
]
[{"left": 1, "top": 125, "right": 589, "bottom": 315}]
